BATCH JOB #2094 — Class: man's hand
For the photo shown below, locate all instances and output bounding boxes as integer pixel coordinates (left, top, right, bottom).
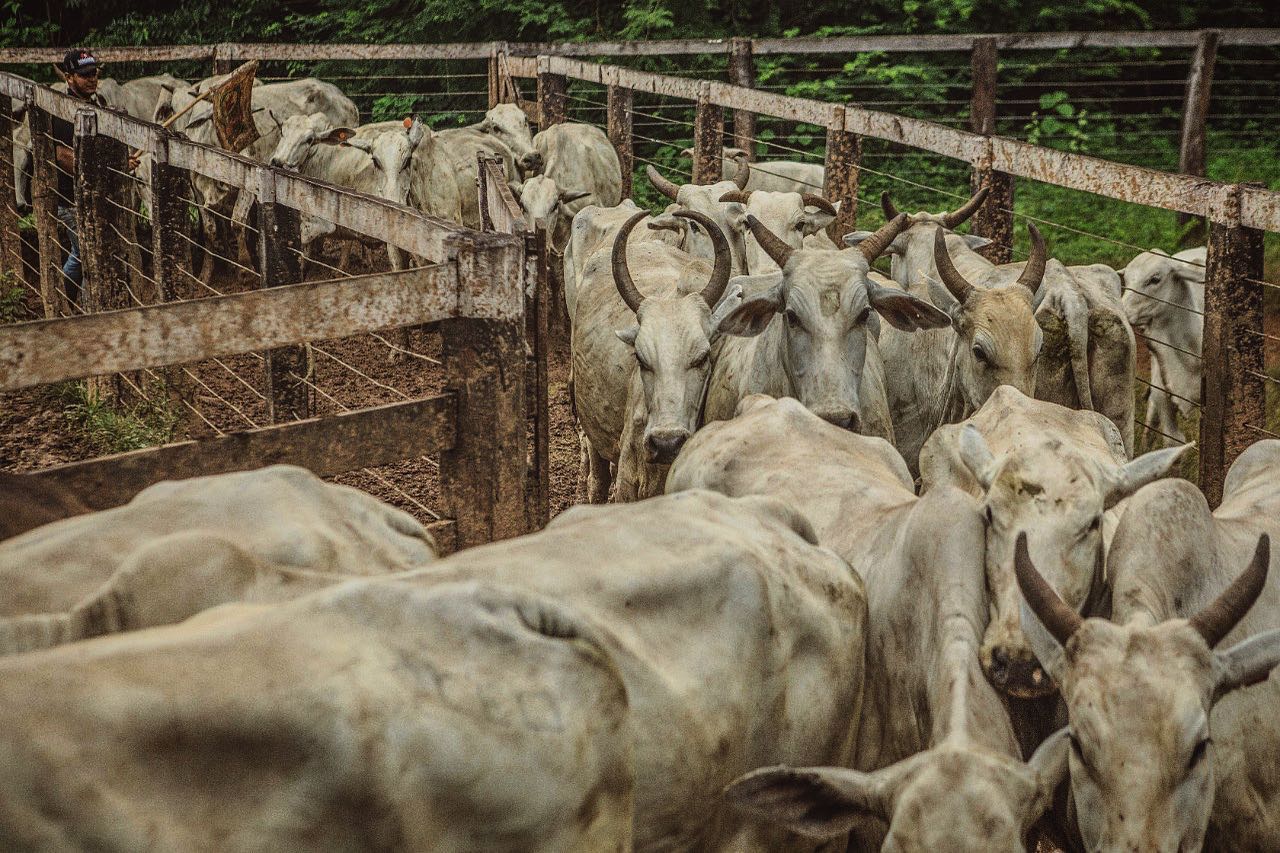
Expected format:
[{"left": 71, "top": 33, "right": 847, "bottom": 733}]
[{"left": 127, "top": 153, "right": 142, "bottom": 173}]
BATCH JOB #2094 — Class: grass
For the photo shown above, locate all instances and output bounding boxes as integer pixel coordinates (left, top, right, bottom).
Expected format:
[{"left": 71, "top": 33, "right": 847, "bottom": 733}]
[
  {"left": 0, "top": 274, "right": 27, "bottom": 324},
  {"left": 53, "top": 380, "right": 181, "bottom": 454}
]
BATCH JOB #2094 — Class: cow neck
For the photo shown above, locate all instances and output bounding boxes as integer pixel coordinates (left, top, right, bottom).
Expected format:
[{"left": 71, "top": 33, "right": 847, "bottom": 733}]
[{"left": 921, "top": 332, "right": 967, "bottom": 442}]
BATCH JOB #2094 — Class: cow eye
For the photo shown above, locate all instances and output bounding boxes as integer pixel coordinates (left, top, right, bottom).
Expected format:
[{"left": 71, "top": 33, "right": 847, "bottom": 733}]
[
  {"left": 856, "top": 307, "right": 871, "bottom": 324},
  {"left": 785, "top": 309, "right": 801, "bottom": 329},
  {"left": 972, "top": 345, "right": 990, "bottom": 366},
  {"left": 1148, "top": 274, "right": 1161, "bottom": 285},
  {"left": 1189, "top": 738, "right": 1210, "bottom": 770}
]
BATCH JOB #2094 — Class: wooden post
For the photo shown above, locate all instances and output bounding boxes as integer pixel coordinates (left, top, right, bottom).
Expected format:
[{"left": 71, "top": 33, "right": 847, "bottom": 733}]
[
  {"left": 212, "top": 43, "right": 235, "bottom": 76},
  {"left": 1177, "top": 29, "right": 1220, "bottom": 248},
  {"left": 824, "top": 106, "right": 860, "bottom": 241},
  {"left": 526, "top": 228, "right": 550, "bottom": 530},
  {"left": 148, "top": 131, "right": 192, "bottom": 303},
  {"left": 729, "top": 38, "right": 756, "bottom": 160},
  {"left": 28, "top": 104, "right": 69, "bottom": 318},
  {"left": 74, "top": 109, "right": 108, "bottom": 314},
  {"left": 692, "top": 83, "right": 724, "bottom": 186},
  {"left": 1198, "top": 187, "right": 1264, "bottom": 509},
  {"left": 439, "top": 313, "right": 528, "bottom": 549},
  {"left": 968, "top": 38, "right": 1013, "bottom": 264},
  {"left": 487, "top": 47, "right": 501, "bottom": 110},
  {"left": 0, "top": 97, "right": 22, "bottom": 285},
  {"left": 607, "top": 84, "right": 633, "bottom": 199},
  {"left": 536, "top": 58, "right": 567, "bottom": 130},
  {"left": 257, "top": 169, "right": 311, "bottom": 423}
]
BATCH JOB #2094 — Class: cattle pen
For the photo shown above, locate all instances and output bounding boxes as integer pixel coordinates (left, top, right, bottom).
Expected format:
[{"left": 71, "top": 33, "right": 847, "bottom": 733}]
[{"left": 1, "top": 29, "right": 1279, "bottom": 526}]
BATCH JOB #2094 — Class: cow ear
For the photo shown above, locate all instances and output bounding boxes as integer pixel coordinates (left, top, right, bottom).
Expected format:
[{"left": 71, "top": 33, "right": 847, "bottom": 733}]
[
  {"left": 559, "top": 189, "right": 591, "bottom": 204},
  {"left": 958, "top": 424, "right": 996, "bottom": 491},
  {"left": 925, "top": 274, "right": 962, "bottom": 322},
  {"left": 1028, "top": 728, "right": 1071, "bottom": 818},
  {"left": 614, "top": 326, "right": 639, "bottom": 346},
  {"left": 801, "top": 207, "right": 836, "bottom": 236},
  {"left": 722, "top": 765, "right": 894, "bottom": 841},
  {"left": 1216, "top": 628, "right": 1280, "bottom": 696},
  {"left": 715, "top": 276, "right": 785, "bottom": 338},
  {"left": 321, "top": 127, "right": 357, "bottom": 145},
  {"left": 961, "top": 233, "right": 992, "bottom": 251},
  {"left": 841, "top": 230, "right": 875, "bottom": 249},
  {"left": 1102, "top": 443, "right": 1193, "bottom": 509},
  {"left": 867, "top": 281, "right": 952, "bottom": 332}
]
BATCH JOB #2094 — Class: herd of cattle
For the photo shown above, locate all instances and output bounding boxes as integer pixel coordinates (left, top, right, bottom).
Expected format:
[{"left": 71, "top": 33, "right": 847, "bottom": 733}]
[{"left": 1, "top": 68, "right": 1270, "bottom": 852}]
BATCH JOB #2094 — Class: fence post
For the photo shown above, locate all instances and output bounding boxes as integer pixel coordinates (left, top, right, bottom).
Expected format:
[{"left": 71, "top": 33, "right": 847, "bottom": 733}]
[
  {"left": 212, "top": 43, "right": 236, "bottom": 76},
  {"left": 693, "top": 82, "right": 724, "bottom": 186},
  {"left": 0, "top": 97, "right": 22, "bottom": 286},
  {"left": 1198, "top": 186, "right": 1264, "bottom": 509},
  {"left": 607, "top": 84, "right": 633, "bottom": 199},
  {"left": 72, "top": 108, "right": 117, "bottom": 402},
  {"left": 27, "top": 104, "right": 66, "bottom": 318},
  {"left": 439, "top": 239, "right": 528, "bottom": 548},
  {"left": 824, "top": 106, "right": 860, "bottom": 240},
  {"left": 536, "top": 57, "right": 567, "bottom": 130},
  {"left": 256, "top": 169, "right": 311, "bottom": 423},
  {"left": 526, "top": 228, "right": 551, "bottom": 530},
  {"left": 148, "top": 130, "right": 192, "bottom": 303},
  {"left": 488, "top": 46, "right": 501, "bottom": 110},
  {"left": 729, "top": 37, "right": 756, "bottom": 160},
  {"left": 1177, "top": 29, "right": 1220, "bottom": 248},
  {"left": 968, "top": 37, "right": 1013, "bottom": 264}
]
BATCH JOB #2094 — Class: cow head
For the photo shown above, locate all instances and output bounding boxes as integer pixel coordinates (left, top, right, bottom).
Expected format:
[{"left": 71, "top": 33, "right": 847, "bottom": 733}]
[
  {"left": 267, "top": 113, "right": 339, "bottom": 170},
  {"left": 725, "top": 732, "right": 1069, "bottom": 852},
  {"left": 718, "top": 189, "right": 837, "bottom": 274},
  {"left": 1017, "top": 533, "right": 1280, "bottom": 853},
  {"left": 927, "top": 224, "right": 1047, "bottom": 410},
  {"left": 646, "top": 162, "right": 750, "bottom": 275},
  {"left": 958, "top": 421, "right": 1192, "bottom": 697},
  {"left": 1120, "top": 248, "right": 1205, "bottom": 333},
  {"left": 612, "top": 209, "right": 735, "bottom": 464},
  {"left": 715, "top": 214, "right": 950, "bottom": 431},
  {"left": 360, "top": 119, "right": 428, "bottom": 208},
  {"left": 478, "top": 103, "right": 541, "bottom": 175},
  {"left": 515, "top": 175, "right": 590, "bottom": 245},
  {"left": 873, "top": 188, "right": 993, "bottom": 286}
]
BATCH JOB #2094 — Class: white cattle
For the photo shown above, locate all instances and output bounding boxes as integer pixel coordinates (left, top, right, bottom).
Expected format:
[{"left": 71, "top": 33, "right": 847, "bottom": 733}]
[
  {"left": 854, "top": 190, "right": 1047, "bottom": 475},
  {"left": 701, "top": 213, "right": 951, "bottom": 441},
  {"left": 437, "top": 103, "right": 541, "bottom": 229},
  {"left": 1018, "top": 440, "right": 1280, "bottom": 851},
  {"left": 1121, "top": 246, "right": 1206, "bottom": 446},
  {"left": 571, "top": 208, "right": 737, "bottom": 501},
  {"left": 408, "top": 488, "right": 868, "bottom": 852},
  {"left": 0, "top": 465, "right": 436, "bottom": 652},
  {"left": 0, "top": 579, "right": 633, "bottom": 852},
  {"left": 692, "top": 146, "right": 826, "bottom": 194},
  {"left": 517, "top": 122, "right": 622, "bottom": 252},
  {"left": 148, "top": 77, "right": 359, "bottom": 281},
  {"left": 670, "top": 395, "right": 1068, "bottom": 851},
  {"left": 717, "top": 187, "right": 837, "bottom": 275},
  {"left": 645, "top": 162, "right": 752, "bottom": 274},
  {"left": 919, "top": 385, "right": 1189, "bottom": 703}
]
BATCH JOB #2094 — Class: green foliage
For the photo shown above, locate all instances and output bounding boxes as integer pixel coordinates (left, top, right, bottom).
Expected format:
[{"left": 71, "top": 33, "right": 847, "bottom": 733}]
[
  {"left": 0, "top": 272, "right": 26, "bottom": 323},
  {"left": 56, "top": 380, "right": 180, "bottom": 454}
]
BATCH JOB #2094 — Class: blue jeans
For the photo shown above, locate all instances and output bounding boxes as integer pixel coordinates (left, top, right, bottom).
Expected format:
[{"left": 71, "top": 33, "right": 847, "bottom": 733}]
[{"left": 55, "top": 206, "right": 82, "bottom": 305}]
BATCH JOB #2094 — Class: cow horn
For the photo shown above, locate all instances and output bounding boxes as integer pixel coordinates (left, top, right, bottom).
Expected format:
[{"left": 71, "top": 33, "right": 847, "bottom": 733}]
[
  {"left": 933, "top": 226, "right": 974, "bottom": 304},
  {"left": 856, "top": 213, "right": 909, "bottom": 263},
  {"left": 942, "top": 185, "right": 991, "bottom": 228},
  {"left": 1014, "top": 532, "right": 1083, "bottom": 645},
  {"left": 745, "top": 214, "right": 795, "bottom": 270},
  {"left": 719, "top": 190, "right": 752, "bottom": 204},
  {"left": 1189, "top": 535, "right": 1271, "bottom": 648},
  {"left": 1016, "top": 223, "right": 1048, "bottom": 297},
  {"left": 646, "top": 165, "right": 681, "bottom": 201},
  {"left": 611, "top": 210, "right": 650, "bottom": 313},
  {"left": 801, "top": 194, "right": 837, "bottom": 216},
  {"left": 880, "top": 191, "right": 901, "bottom": 222},
  {"left": 673, "top": 210, "right": 732, "bottom": 308},
  {"left": 732, "top": 157, "right": 750, "bottom": 190}
]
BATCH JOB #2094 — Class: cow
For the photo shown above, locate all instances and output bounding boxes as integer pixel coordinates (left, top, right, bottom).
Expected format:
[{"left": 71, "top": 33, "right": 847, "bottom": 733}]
[
  {"left": 1121, "top": 246, "right": 1206, "bottom": 447},
  {"left": 146, "top": 77, "right": 359, "bottom": 283},
  {"left": 669, "top": 395, "right": 1068, "bottom": 851},
  {"left": 0, "top": 579, "right": 634, "bottom": 851},
  {"left": 0, "top": 473, "right": 89, "bottom": 541},
  {"left": 701, "top": 212, "right": 952, "bottom": 442},
  {"left": 265, "top": 114, "right": 457, "bottom": 272},
  {"left": 571, "top": 208, "right": 737, "bottom": 501},
  {"left": 1016, "top": 439, "right": 1280, "bottom": 851},
  {"left": 516, "top": 122, "right": 622, "bottom": 253},
  {"left": 855, "top": 200, "right": 1047, "bottom": 474},
  {"left": 645, "top": 161, "right": 752, "bottom": 274},
  {"left": 405, "top": 487, "right": 868, "bottom": 851},
  {"left": 918, "top": 385, "right": 1189, "bottom": 719},
  {"left": 437, "top": 103, "right": 541, "bottom": 229},
  {"left": 717, "top": 188, "right": 838, "bottom": 275},
  {"left": 689, "top": 146, "right": 826, "bottom": 194},
  {"left": 0, "top": 465, "right": 437, "bottom": 650}
]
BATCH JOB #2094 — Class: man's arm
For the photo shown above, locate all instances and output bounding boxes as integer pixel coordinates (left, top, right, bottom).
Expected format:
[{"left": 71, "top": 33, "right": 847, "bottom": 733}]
[{"left": 55, "top": 143, "right": 74, "bottom": 175}]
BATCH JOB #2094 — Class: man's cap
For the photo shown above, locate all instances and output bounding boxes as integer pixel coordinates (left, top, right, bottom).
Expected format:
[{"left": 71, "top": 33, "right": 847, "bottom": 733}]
[{"left": 60, "top": 49, "right": 97, "bottom": 75}]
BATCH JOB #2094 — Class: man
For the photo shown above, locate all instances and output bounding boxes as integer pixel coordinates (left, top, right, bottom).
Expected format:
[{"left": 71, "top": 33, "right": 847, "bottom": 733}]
[{"left": 50, "top": 48, "right": 104, "bottom": 306}]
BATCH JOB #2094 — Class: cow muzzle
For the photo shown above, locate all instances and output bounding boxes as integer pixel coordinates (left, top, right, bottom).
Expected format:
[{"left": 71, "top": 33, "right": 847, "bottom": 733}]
[
  {"left": 645, "top": 428, "right": 690, "bottom": 465},
  {"left": 521, "top": 151, "right": 544, "bottom": 175},
  {"left": 986, "top": 646, "right": 1055, "bottom": 699},
  {"left": 813, "top": 406, "right": 861, "bottom": 433}
]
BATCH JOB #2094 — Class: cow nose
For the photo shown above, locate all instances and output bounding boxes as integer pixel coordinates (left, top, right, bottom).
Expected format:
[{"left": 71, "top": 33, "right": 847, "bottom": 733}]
[
  {"left": 816, "top": 408, "right": 860, "bottom": 432},
  {"left": 522, "top": 152, "right": 544, "bottom": 174},
  {"left": 645, "top": 428, "right": 690, "bottom": 465},
  {"left": 989, "top": 648, "right": 1011, "bottom": 685},
  {"left": 269, "top": 157, "right": 283, "bottom": 168}
]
